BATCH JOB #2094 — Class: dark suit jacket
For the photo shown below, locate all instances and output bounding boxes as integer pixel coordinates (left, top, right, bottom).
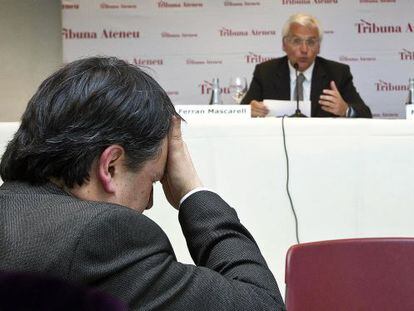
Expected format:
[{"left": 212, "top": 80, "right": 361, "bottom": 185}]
[
  {"left": 0, "top": 181, "right": 285, "bottom": 311},
  {"left": 241, "top": 56, "right": 372, "bottom": 118}
]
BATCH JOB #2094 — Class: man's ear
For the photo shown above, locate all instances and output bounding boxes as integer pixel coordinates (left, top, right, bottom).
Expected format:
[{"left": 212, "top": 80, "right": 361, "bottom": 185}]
[
  {"left": 282, "top": 37, "right": 287, "bottom": 53},
  {"left": 97, "top": 145, "right": 125, "bottom": 194}
]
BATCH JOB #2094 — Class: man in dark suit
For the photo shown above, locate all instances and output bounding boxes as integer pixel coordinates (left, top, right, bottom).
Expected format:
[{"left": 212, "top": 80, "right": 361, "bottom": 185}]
[
  {"left": 241, "top": 13, "right": 372, "bottom": 118},
  {"left": 0, "top": 57, "right": 285, "bottom": 310}
]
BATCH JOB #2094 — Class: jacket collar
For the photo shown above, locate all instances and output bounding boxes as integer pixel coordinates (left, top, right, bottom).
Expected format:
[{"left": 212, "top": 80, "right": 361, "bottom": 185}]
[
  {"left": 0, "top": 181, "right": 70, "bottom": 196},
  {"left": 273, "top": 56, "right": 291, "bottom": 100}
]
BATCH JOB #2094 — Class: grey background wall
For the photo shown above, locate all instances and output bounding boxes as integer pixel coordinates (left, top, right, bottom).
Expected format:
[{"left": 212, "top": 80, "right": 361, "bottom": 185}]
[{"left": 0, "top": 0, "right": 62, "bottom": 121}]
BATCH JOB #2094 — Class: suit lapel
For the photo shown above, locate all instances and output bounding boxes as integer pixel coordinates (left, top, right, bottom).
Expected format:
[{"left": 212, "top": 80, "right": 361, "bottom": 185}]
[
  {"left": 273, "top": 56, "right": 290, "bottom": 100},
  {"left": 311, "top": 57, "right": 329, "bottom": 116}
]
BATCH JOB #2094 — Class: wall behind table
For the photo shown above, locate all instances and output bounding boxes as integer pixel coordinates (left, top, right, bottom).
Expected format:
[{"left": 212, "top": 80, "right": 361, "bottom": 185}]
[
  {"left": 0, "top": 0, "right": 62, "bottom": 121},
  {"left": 63, "top": 0, "right": 414, "bottom": 119}
]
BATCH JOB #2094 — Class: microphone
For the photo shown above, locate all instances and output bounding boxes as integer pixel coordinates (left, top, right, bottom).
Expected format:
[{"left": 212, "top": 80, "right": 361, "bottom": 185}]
[{"left": 290, "top": 63, "right": 307, "bottom": 118}]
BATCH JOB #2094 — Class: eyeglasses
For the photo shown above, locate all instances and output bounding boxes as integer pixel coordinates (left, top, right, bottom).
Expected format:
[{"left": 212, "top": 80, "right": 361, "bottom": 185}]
[{"left": 286, "top": 36, "right": 320, "bottom": 48}]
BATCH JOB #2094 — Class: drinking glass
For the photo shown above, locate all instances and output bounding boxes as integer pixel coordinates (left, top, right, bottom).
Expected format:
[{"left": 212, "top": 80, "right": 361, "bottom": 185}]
[{"left": 229, "top": 77, "right": 247, "bottom": 104}]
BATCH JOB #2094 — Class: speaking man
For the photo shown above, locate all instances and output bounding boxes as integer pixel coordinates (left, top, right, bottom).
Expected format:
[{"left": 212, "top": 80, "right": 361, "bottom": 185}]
[{"left": 241, "top": 13, "right": 372, "bottom": 118}]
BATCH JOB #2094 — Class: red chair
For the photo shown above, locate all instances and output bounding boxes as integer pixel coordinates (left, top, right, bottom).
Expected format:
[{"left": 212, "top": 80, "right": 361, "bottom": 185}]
[{"left": 285, "top": 238, "right": 414, "bottom": 311}]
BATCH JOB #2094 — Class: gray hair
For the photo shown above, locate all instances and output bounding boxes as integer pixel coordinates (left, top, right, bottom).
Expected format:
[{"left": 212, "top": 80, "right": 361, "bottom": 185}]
[{"left": 282, "top": 13, "right": 323, "bottom": 41}]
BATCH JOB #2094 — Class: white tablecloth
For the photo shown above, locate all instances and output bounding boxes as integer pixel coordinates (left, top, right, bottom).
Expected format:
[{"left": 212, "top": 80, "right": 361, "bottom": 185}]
[
  {"left": 2, "top": 118, "right": 414, "bottom": 293},
  {"left": 149, "top": 118, "right": 414, "bottom": 293}
]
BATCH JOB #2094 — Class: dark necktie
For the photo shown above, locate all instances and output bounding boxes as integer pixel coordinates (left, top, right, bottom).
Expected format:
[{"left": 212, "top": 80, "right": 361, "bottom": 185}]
[{"left": 294, "top": 73, "right": 305, "bottom": 101}]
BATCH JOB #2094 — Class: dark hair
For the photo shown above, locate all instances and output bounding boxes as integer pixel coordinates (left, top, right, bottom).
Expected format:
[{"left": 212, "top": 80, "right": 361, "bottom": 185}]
[{"left": 0, "top": 57, "right": 179, "bottom": 187}]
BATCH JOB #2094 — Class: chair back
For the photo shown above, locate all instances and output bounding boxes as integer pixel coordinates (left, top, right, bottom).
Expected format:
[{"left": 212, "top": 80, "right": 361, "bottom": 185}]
[{"left": 285, "top": 238, "right": 414, "bottom": 311}]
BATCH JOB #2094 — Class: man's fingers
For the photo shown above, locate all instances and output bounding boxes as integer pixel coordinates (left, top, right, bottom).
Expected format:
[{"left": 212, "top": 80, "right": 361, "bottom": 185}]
[
  {"left": 320, "top": 83, "right": 348, "bottom": 116},
  {"left": 321, "top": 105, "right": 334, "bottom": 114},
  {"left": 319, "top": 94, "right": 336, "bottom": 103},
  {"left": 322, "top": 89, "right": 337, "bottom": 96},
  {"left": 169, "top": 116, "right": 182, "bottom": 141},
  {"left": 330, "top": 80, "right": 339, "bottom": 92},
  {"left": 250, "top": 100, "right": 269, "bottom": 117},
  {"left": 320, "top": 100, "right": 344, "bottom": 116},
  {"left": 319, "top": 100, "right": 334, "bottom": 108},
  {"left": 252, "top": 107, "right": 268, "bottom": 114}
]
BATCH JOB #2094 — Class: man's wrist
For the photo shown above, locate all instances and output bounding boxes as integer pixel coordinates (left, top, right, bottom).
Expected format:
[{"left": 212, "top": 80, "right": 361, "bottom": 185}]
[{"left": 179, "top": 187, "right": 209, "bottom": 207}]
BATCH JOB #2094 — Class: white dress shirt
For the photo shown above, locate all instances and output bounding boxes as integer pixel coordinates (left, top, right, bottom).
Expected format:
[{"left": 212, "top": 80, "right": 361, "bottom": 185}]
[{"left": 288, "top": 61, "right": 315, "bottom": 101}]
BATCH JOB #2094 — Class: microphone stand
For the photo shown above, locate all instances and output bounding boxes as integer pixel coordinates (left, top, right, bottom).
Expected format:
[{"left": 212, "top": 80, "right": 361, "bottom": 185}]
[{"left": 290, "top": 63, "right": 307, "bottom": 118}]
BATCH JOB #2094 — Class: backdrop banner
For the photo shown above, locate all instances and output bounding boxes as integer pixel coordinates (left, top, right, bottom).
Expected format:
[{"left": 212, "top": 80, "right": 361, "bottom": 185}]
[{"left": 62, "top": 0, "right": 414, "bottom": 118}]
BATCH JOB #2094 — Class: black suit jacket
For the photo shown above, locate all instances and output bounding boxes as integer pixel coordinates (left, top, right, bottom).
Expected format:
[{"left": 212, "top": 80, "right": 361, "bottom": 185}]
[
  {"left": 0, "top": 181, "right": 285, "bottom": 310},
  {"left": 241, "top": 56, "right": 372, "bottom": 118}
]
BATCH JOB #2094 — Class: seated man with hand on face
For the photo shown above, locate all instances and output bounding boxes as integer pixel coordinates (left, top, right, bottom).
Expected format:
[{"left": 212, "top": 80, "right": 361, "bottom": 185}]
[
  {"left": 0, "top": 57, "right": 285, "bottom": 311},
  {"left": 241, "top": 13, "right": 372, "bottom": 118}
]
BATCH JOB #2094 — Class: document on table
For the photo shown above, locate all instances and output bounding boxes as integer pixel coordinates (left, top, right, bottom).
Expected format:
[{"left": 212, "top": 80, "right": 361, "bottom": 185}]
[{"left": 263, "top": 99, "right": 311, "bottom": 117}]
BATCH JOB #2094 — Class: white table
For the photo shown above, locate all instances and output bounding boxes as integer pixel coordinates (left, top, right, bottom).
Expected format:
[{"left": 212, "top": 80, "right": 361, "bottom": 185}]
[
  {"left": 2, "top": 118, "right": 414, "bottom": 294},
  {"left": 148, "top": 118, "right": 414, "bottom": 294}
]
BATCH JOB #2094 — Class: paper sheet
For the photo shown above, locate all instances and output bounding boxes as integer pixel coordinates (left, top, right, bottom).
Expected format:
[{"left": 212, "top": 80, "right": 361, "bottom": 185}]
[{"left": 263, "top": 99, "right": 311, "bottom": 117}]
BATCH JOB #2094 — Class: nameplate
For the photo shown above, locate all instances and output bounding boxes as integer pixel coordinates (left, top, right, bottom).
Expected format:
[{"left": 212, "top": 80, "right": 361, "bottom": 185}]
[
  {"left": 406, "top": 105, "right": 414, "bottom": 120},
  {"left": 175, "top": 105, "right": 251, "bottom": 119}
]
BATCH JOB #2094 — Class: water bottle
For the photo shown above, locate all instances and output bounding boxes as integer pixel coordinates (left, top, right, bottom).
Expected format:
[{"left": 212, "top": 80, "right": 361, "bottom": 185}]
[
  {"left": 408, "top": 78, "right": 414, "bottom": 105},
  {"left": 208, "top": 78, "right": 223, "bottom": 105}
]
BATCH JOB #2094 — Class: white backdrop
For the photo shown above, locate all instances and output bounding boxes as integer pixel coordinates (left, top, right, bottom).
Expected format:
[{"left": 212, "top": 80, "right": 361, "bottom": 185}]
[{"left": 62, "top": 0, "right": 414, "bottom": 118}]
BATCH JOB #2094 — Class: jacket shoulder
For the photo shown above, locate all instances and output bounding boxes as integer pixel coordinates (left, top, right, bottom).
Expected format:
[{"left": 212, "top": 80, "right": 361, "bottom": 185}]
[
  {"left": 316, "top": 56, "right": 350, "bottom": 72},
  {"left": 254, "top": 57, "right": 287, "bottom": 77},
  {"left": 256, "top": 57, "right": 286, "bottom": 70}
]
